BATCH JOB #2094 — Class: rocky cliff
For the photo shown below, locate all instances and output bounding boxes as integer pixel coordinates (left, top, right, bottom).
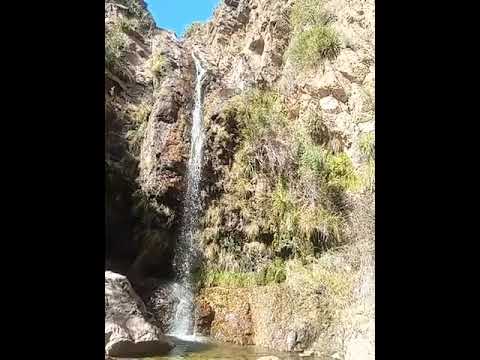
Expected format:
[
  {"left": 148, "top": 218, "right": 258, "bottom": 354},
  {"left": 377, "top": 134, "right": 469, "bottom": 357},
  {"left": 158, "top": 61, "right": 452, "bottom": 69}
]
[
  {"left": 105, "top": 0, "right": 195, "bottom": 284},
  {"left": 105, "top": 0, "right": 374, "bottom": 359},
  {"left": 186, "top": 0, "right": 374, "bottom": 358},
  {"left": 105, "top": 271, "right": 173, "bottom": 357}
]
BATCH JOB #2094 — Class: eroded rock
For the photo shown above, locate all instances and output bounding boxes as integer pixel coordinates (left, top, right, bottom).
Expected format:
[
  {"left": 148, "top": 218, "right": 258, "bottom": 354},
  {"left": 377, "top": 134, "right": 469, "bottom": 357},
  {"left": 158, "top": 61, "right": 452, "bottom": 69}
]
[{"left": 105, "top": 271, "right": 173, "bottom": 357}]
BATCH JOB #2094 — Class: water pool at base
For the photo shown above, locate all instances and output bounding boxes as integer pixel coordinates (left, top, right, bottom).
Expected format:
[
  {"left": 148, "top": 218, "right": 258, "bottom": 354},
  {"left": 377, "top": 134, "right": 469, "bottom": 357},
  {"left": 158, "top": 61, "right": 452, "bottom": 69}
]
[{"left": 139, "top": 336, "right": 318, "bottom": 360}]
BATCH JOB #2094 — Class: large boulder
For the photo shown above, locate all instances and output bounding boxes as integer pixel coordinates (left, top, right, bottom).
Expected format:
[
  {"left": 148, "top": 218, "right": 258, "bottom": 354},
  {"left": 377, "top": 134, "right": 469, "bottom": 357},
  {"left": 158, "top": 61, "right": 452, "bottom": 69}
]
[{"left": 105, "top": 271, "right": 173, "bottom": 357}]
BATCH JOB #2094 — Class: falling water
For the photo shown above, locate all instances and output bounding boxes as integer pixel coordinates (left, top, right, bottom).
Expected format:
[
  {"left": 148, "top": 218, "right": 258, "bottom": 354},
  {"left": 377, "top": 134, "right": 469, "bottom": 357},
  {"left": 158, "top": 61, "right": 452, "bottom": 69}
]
[{"left": 169, "top": 52, "right": 207, "bottom": 337}]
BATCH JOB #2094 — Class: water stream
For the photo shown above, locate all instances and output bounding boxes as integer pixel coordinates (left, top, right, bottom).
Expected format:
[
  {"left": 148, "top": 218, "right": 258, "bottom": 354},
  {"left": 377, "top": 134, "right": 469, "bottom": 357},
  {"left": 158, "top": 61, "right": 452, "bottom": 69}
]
[{"left": 169, "top": 51, "right": 207, "bottom": 337}]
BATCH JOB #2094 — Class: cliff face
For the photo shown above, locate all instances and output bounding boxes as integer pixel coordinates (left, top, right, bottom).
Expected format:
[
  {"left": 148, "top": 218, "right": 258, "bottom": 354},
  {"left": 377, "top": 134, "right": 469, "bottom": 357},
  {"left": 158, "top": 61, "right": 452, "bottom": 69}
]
[
  {"left": 185, "top": 0, "right": 374, "bottom": 357},
  {"left": 187, "top": 0, "right": 374, "bottom": 165}
]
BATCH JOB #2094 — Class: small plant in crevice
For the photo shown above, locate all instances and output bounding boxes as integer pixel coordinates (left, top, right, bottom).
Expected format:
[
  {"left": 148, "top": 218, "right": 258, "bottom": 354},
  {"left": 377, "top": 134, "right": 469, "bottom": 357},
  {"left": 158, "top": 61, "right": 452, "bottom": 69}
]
[
  {"left": 148, "top": 50, "right": 168, "bottom": 78},
  {"left": 286, "top": 0, "right": 341, "bottom": 69},
  {"left": 287, "top": 25, "right": 341, "bottom": 69},
  {"left": 131, "top": 101, "right": 152, "bottom": 124},
  {"left": 126, "top": 121, "right": 147, "bottom": 157},
  {"left": 118, "top": 16, "right": 140, "bottom": 34},
  {"left": 125, "top": 100, "right": 152, "bottom": 157},
  {"left": 290, "top": 0, "right": 335, "bottom": 30},
  {"left": 105, "top": 22, "right": 129, "bottom": 69},
  {"left": 359, "top": 132, "right": 375, "bottom": 192}
]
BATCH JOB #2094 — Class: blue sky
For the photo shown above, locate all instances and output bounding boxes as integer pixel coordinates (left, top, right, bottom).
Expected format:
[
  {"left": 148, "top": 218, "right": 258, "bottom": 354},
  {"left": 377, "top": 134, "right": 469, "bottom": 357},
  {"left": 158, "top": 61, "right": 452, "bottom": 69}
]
[{"left": 145, "top": 0, "right": 220, "bottom": 37}]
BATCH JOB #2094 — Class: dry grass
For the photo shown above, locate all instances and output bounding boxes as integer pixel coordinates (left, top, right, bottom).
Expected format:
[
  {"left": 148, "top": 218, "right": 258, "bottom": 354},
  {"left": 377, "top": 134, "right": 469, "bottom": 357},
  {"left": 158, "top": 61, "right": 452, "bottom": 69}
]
[
  {"left": 287, "top": 25, "right": 341, "bottom": 68},
  {"left": 148, "top": 49, "right": 168, "bottom": 78},
  {"left": 286, "top": 0, "right": 341, "bottom": 69},
  {"left": 105, "top": 22, "right": 130, "bottom": 69}
]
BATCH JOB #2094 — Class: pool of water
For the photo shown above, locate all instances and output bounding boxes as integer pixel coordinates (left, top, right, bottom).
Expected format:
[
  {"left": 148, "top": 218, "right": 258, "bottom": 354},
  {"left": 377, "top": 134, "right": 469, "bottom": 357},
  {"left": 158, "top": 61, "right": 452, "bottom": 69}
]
[{"left": 140, "top": 335, "right": 312, "bottom": 360}]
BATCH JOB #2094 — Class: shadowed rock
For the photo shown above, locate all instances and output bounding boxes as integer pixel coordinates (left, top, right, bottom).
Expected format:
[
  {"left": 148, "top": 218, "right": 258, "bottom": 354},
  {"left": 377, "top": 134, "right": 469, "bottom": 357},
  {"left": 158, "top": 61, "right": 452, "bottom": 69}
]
[{"left": 105, "top": 271, "right": 174, "bottom": 357}]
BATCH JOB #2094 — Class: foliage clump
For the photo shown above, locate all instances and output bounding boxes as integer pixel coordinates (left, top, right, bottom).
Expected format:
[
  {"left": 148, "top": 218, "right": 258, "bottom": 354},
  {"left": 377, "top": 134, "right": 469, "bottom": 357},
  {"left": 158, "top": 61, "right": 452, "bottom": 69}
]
[
  {"left": 125, "top": 100, "right": 152, "bottom": 157},
  {"left": 359, "top": 132, "right": 375, "bottom": 192},
  {"left": 194, "top": 258, "right": 287, "bottom": 288},
  {"left": 286, "top": 0, "right": 341, "bottom": 69},
  {"left": 288, "top": 26, "right": 341, "bottom": 68},
  {"left": 105, "top": 21, "right": 129, "bottom": 70},
  {"left": 148, "top": 50, "right": 168, "bottom": 78}
]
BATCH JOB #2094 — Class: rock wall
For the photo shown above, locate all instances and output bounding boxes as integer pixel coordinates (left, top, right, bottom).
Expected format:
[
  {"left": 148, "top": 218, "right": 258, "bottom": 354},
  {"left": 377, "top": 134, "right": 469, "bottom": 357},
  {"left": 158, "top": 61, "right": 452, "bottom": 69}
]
[
  {"left": 105, "top": 0, "right": 195, "bottom": 282},
  {"left": 196, "top": 285, "right": 324, "bottom": 352}
]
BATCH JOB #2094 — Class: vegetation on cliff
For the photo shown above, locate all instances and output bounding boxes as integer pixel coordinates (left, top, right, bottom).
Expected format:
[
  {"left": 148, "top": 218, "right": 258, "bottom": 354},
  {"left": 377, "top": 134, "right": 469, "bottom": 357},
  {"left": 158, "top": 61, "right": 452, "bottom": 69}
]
[
  {"left": 199, "top": 87, "right": 370, "bottom": 277},
  {"left": 287, "top": 0, "right": 341, "bottom": 69}
]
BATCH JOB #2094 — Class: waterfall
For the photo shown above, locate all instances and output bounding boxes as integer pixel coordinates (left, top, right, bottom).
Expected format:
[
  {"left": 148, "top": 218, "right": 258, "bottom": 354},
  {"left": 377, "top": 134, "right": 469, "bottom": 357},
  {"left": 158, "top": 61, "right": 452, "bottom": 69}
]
[{"left": 169, "top": 51, "right": 207, "bottom": 337}]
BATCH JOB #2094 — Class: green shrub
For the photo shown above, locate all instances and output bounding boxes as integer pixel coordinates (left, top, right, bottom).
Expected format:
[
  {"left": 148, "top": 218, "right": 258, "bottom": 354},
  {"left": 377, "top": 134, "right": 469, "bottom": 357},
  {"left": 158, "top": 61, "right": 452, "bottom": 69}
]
[
  {"left": 199, "top": 92, "right": 358, "bottom": 271},
  {"left": 131, "top": 101, "right": 152, "bottom": 124},
  {"left": 195, "top": 259, "right": 287, "bottom": 288},
  {"left": 324, "top": 152, "right": 359, "bottom": 191},
  {"left": 270, "top": 180, "right": 343, "bottom": 257},
  {"left": 236, "top": 89, "right": 287, "bottom": 143},
  {"left": 290, "top": 0, "right": 333, "bottom": 30},
  {"left": 105, "top": 23, "right": 129, "bottom": 68},
  {"left": 288, "top": 25, "right": 341, "bottom": 68},
  {"left": 125, "top": 101, "right": 152, "bottom": 156},
  {"left": 304, "top": 111, "right": 327, "bottom": 143},
  {"left": 298, "top": 140, "right": 359, "bottom": 192},
  {"left": 360, "top": 133, "right": 374, "bottom": 163},
  {"left": 299, "top": 142, "right": 326, "bottom": 176},
  {"left": 148, "top": 50, "right": 167, "bottom": 77},
  {"left": 118, "top": 16, "right": 140, "bottom": 33},
  {"left": 126, "top": 121, "right": 147, "bottom": 157},
  {"left": 263, "top": 258, "right": 287, "bottom": 284}
]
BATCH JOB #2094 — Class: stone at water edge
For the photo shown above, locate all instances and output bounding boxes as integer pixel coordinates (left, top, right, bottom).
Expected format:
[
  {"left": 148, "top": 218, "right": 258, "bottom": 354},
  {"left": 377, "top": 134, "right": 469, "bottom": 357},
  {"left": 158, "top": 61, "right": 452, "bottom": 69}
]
[
  {"left": 105, "top": 271, "right": 174, "bottom": 357},
  {"left": 300, "top": 350, "right": 314, "bottom": 357}
]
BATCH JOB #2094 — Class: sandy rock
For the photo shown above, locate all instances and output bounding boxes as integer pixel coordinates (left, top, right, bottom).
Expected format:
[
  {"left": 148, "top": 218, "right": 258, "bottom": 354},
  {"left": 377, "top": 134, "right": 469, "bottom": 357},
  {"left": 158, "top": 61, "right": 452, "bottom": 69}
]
[
  {"left": 197, "top": 286, "right": 322, "bottom": 352},
  {"left": 335, "top": 49, "right": 369, "bottom": 84}
]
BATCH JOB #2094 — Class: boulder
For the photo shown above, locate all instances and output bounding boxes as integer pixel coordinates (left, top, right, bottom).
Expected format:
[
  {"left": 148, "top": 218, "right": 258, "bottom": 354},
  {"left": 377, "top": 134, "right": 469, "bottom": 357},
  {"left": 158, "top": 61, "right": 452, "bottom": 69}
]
[
  {"left": 105, "top": 271, "right": 173, "bottom": 357},
  {"left": 320, "top": 96, "right": 341, "bottom": 114}
]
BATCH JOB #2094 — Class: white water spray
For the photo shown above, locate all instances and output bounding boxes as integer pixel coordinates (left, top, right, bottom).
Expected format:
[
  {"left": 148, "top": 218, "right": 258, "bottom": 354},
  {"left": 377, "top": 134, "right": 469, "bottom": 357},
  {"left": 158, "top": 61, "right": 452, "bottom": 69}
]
[{"left": 169, "top": 52, "right": 207, "bottom": 337}]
